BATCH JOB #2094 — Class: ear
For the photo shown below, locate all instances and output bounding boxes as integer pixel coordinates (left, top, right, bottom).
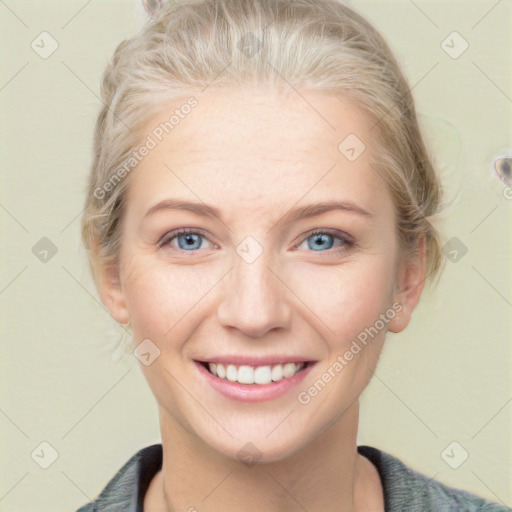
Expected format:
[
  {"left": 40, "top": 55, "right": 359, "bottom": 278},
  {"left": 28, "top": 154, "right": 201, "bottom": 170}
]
[
  {"left": 387, "top": 235, "right": 427, "bottom": 334},
  {"left": 91, "top": 239, "right": 130, "bottom": 325}
]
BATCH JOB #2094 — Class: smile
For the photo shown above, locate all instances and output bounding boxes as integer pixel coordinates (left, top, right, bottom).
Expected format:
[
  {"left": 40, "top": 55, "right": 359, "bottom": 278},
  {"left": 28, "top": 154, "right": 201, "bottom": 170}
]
[
  {"left": 194, "top": 358, "right": 316, "bottom": 402},
  {"left": 204, "top": 361, "right": 307, "bottom": 385}
]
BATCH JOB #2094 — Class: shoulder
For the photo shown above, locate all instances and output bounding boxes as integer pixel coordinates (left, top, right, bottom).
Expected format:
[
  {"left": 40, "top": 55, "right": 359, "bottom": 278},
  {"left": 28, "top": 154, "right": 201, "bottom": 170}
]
[
  {"left": 75, "top": 444, "right": 162, "bottom": 512},
  {"left": 358, "top": 445, "right": 509, "bottom": 512}
]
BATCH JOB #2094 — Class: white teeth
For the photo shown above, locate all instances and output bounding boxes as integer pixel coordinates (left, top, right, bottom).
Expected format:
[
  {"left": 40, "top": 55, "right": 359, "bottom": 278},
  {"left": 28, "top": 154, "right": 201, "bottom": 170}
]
[
  {"left": 216, "top": 363, "right": 226, "bottom": 379},
  {"left": 226, "top": 364, "right": 237, "bottom": 382},
  {"left": 207, "top": 362, "right": 305, "bottom": 385},
  {"left": 254, "top": 365, "right": 272, "bottom": 385},
  {"left": 271, "top": 364, "right": 283, "bottom": 381},
  {"left": 238, "top": 365, "right": 254, "bottom": 384},
  {"left": 283, "top": 362, "right": 297, "bottom": 378}
]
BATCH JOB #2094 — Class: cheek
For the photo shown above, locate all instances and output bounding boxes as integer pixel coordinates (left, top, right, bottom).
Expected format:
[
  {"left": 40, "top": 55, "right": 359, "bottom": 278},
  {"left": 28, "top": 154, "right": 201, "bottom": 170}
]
[
  {"left": 121, "top": 257, "right": 223, "bottom": 339},
  {"left": 290, "top": 253, "right": 396, "bottom": 348}
]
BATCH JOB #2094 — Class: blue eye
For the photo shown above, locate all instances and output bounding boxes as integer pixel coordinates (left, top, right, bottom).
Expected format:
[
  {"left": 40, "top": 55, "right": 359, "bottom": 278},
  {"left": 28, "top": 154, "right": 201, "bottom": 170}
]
[
  {"left": 297, "top": 229, "right": 352, "bottom": 253},
  {"left": 176, "top": 232, "right": 202, "bottom": 250},
  {"left": 159, "top": 229, "right": 216, "bottom": 251},
  {"left": 159, "top": 228, "right": 353, "bottom": 254}
]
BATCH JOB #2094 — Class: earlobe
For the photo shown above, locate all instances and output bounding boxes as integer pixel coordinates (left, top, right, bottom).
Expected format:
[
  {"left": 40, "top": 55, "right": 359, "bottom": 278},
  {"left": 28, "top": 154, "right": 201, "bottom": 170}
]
[{"left": 387, "top": 236, "right": 427, "bottom": 334}]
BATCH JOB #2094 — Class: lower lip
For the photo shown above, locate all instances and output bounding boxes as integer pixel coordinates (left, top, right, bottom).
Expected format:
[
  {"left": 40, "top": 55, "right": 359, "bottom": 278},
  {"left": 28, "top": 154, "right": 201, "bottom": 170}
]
[{"left": 194, "top": 361, "right": 315, "bottom": 402}]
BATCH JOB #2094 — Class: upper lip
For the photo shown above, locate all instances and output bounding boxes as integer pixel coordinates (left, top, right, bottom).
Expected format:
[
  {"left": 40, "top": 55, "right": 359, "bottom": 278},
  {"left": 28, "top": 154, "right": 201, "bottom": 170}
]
[{"left": 194, "top": 356, "right": 316, "bottom": 366}]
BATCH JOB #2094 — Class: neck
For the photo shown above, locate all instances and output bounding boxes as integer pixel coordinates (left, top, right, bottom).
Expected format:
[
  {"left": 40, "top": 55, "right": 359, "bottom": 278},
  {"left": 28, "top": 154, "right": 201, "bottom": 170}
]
[{"left": 145, "top": 401, "right": 382, "bottom": 512}]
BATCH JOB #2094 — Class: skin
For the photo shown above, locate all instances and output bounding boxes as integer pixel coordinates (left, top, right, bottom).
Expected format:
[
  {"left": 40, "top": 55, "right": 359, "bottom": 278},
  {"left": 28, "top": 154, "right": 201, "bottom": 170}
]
[{"left": 94, "top": 86, "right": 426, "bottom": 512}]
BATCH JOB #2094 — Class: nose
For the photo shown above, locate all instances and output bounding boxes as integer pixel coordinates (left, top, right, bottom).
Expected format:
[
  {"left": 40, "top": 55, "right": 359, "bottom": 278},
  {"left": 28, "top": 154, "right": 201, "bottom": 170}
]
[{"left": 217, "top": 251, "right": 292, "bottom": 338}]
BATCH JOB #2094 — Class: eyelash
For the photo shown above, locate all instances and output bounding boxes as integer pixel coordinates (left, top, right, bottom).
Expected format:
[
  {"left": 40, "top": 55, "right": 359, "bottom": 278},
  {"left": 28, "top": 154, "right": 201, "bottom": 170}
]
[{"left": 158, "top": 227, "right": 354, "bottom": 256}]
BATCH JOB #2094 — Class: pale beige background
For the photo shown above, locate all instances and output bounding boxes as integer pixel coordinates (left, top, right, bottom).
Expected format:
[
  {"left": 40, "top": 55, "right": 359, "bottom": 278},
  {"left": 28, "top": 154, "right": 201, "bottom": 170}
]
[{"left": 0, "top": 1, "right": 510, "bottom": 511}]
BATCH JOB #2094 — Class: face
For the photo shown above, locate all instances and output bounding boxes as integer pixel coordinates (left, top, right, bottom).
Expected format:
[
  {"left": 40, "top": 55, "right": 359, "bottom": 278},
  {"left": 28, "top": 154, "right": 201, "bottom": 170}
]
[{"left": 99, "top": 86, "right": 425, "bottom": 462}]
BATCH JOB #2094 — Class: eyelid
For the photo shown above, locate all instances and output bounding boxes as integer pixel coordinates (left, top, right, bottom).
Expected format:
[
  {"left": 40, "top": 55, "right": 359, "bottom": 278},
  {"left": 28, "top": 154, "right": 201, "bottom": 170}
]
[
  {"left": 293, "top": 228, "right": 354, "bottom": 256},
  {"left": 158, "top": 227, "right": 218, "bottom": 248},
  {"left": 159, "top": 227, "right": 354, "bottom": 252},
  {"left": 296, "top": 227, "right": 353, "bottom": 245}
]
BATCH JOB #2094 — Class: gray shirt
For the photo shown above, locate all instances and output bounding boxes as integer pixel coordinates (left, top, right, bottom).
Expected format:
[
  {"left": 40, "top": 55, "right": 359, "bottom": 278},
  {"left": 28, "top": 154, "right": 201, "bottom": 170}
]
[{"left": 76, "top": 444, "right": 509, "bottom": 511}]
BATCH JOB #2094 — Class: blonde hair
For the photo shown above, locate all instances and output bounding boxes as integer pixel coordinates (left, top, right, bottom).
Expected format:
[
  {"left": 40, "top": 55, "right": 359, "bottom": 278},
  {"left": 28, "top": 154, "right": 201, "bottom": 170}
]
[{"left": 81, "top": 0, "right": 445, "bottom": 289}]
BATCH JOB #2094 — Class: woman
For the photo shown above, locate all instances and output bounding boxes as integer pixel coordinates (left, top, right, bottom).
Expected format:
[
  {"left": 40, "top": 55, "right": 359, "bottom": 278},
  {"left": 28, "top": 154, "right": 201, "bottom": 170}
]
[{"left": 77, "top": 0, "right": 507, "bottom": 510}]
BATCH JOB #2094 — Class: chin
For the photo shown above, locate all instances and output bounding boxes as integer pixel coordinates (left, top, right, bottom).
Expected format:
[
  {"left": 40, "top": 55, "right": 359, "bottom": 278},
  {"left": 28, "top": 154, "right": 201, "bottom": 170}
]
[{"left": 212, "top": 435, "right": 307, "bottom": 465}]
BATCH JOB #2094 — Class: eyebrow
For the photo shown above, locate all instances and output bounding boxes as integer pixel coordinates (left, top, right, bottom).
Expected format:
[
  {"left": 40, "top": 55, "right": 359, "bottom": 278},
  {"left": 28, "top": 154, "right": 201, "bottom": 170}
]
[{"left": 143, "top": 198, "right": 373, "bottom": 224}]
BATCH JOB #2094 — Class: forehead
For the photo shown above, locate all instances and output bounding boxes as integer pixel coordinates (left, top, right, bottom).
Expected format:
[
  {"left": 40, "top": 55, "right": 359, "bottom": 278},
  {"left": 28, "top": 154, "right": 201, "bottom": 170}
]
[{"left": 125, "top": 86, "right": 392, "bottom": 223}]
